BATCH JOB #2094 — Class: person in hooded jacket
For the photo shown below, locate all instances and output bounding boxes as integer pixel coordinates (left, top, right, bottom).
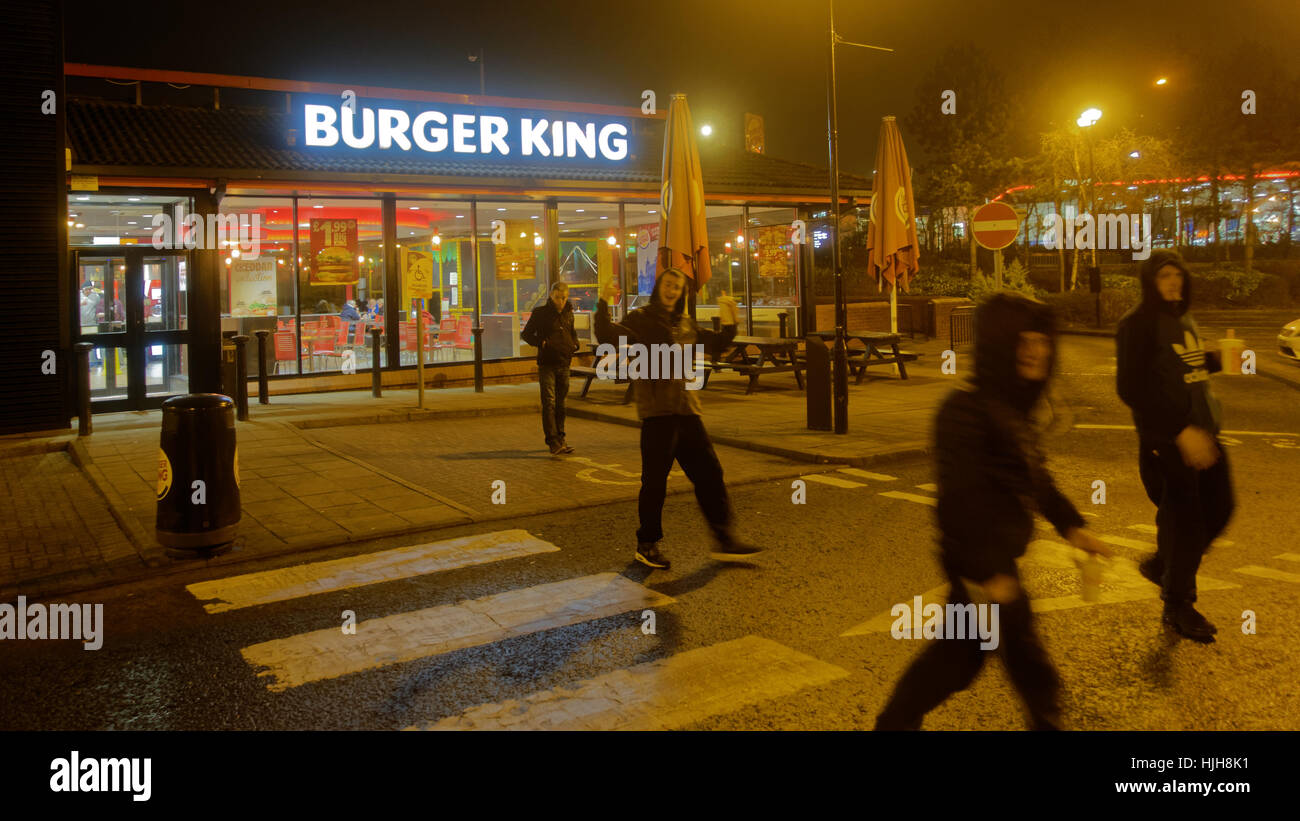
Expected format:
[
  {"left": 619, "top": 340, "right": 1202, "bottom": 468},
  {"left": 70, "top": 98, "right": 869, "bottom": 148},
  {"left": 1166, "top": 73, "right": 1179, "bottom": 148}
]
[
  {"left": 875, "top": 292, "right": 1111, "bottom": 731},
  {"left": 594, "top": 268, "right": 761, "bottom": 570},
  {"left": 522, "top": 282, "right": 580, "bottom": 455},
  {"left": 1116, "top": 250, "right": 1233, "bottom": 642}
]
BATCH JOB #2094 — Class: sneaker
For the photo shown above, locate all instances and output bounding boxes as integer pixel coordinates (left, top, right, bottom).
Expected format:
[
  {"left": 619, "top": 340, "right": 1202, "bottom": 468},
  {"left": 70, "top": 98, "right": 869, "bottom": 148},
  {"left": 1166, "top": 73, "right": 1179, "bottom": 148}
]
[
  {"left": 1162, "top": 603, "right": 1217, "bottom": 643},
  {"left": 635, "top": 542, "right": 670, "bottom": 570},
  {"left": 548, "top": 442, "right": 565, "bottom": 455},
  {"left": 710, "top": 538, "right": 763, "bottom": 562},
  {"left": 559, "top": 438, "right": 574, "bottom": 454},
  {"left": 1138, "top": 555, "right": 1164, "bottom": 587}
]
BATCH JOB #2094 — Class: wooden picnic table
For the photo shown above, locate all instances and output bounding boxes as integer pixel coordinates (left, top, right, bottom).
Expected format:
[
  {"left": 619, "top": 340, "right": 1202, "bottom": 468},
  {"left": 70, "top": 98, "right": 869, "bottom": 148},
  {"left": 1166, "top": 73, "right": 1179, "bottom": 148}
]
[
  {"left": 710, "top": 335, "right": 805, "bottom": 393},
  {"left": 809, "top": 329, "right": 917, "bottom": 382}
]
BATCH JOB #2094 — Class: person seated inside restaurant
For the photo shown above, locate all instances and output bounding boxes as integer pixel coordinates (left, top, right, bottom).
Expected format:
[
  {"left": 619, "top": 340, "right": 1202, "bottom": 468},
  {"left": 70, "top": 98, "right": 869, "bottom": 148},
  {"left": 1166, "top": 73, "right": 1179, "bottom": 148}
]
[{"left": 340, "top": 300, "right": 361, "bottom": 321}]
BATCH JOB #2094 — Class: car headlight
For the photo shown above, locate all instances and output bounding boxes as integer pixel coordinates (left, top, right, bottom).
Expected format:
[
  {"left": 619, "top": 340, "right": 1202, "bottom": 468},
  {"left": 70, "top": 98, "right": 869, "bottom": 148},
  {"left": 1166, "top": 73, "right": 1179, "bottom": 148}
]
[{"left": 1283, "top": 324, "right": 1300, "bottom": 338}]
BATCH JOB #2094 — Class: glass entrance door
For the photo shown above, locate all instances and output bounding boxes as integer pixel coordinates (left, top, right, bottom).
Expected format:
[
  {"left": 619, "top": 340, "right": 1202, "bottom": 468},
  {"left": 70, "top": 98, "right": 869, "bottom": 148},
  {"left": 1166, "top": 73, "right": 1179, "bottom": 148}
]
[{"left": 74, "top": 249, "right": 190, "bottom": 411}]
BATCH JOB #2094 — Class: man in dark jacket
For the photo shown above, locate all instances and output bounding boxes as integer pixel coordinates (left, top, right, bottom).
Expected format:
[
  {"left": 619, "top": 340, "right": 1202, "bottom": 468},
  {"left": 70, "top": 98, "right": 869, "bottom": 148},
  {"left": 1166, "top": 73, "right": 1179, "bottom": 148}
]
[
  {"left": 1116, "top": 250, "right": 1233, "bottom": 642},
  {"left": 875, "top": 293, "right": 1111, "bottom": 731},
  {"left": 594, "top": 268, "right": 760, "bottom": 570},
  {"left": 521, "top": 282, "right": 580, "bottom": 455}
]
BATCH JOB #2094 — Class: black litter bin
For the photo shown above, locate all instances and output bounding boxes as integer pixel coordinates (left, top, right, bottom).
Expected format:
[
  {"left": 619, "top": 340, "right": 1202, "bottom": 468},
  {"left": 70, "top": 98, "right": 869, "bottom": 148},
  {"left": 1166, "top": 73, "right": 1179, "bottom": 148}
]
[{"left": 156, "top": 393, "right": 240, "bottom": 555}]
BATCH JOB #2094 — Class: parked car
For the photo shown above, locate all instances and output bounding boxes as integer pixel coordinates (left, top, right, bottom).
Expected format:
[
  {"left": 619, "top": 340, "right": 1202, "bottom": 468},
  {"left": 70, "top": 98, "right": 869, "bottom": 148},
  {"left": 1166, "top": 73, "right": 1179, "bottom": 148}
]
[{"left": 1279, "top": 319, "right": 1300, "bottom": 362}]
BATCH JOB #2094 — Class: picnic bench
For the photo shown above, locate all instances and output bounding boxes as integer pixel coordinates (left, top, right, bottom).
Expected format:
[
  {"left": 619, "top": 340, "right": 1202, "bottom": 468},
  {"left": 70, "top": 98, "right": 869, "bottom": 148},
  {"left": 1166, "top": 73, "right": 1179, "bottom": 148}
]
[
  {"left": 807, "top": 330, "right": 919, "bottom": 383},
  {"left": 570, "top": 350, "right": 633, "bottom": 403},
  {"left": 707, "top": 336, "right": 805, "bottom": 394}
]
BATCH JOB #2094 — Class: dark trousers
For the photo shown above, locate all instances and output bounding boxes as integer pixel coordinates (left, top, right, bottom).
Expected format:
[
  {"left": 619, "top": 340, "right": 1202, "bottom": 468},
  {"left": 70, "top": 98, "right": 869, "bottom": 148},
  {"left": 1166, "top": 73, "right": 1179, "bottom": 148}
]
[
  {"left": 1137, "top": 442, "right": 1234, "bottom": 604},
  {"left": 875, "top": 569, "right": 1061, "bottom": 730},
  {"left": 538, "top": 363, "right": 569, "bottom": 446},
  {"left": 636, "top": 414, "right": 732, "bottom": 544}
]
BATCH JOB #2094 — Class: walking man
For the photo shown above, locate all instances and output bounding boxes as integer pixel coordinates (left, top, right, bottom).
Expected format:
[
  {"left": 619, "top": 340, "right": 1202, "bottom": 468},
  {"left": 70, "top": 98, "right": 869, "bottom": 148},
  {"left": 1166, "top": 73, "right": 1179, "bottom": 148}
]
[
  {"left": 1116, "top": 250, "right": 1234, "bottom": 642},
  {"left": 875, "top": 293, "right": 1111, "bottom": 731},
  {"left": 522, "top": 282, "right": 579, "bottom": 455},
  {"left": 594, "top": 269, "right": 760, "bottom": 570}
]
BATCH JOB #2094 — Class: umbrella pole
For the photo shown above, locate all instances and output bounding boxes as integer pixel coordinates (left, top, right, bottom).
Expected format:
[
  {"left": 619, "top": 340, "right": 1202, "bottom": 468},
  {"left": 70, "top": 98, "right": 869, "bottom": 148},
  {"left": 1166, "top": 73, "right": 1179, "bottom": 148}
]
[{"left": 889, "top": 281, "right": 900, "bottom": 377}]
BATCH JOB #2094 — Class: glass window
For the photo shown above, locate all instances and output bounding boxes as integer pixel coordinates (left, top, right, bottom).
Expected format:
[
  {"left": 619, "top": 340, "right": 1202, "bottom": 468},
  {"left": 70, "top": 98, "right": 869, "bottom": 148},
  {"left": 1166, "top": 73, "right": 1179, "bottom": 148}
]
[
  {"left": 702, "top": 205, "right": 745, "bottom": 329},
  {"left": 476, "top": 201, "right": 547, "bottom": 361},
  {"left": 397, "top": 200, "right": 474, "bottom": 364},
  {"left": 556, "top": 202, "right": 621, "bottom": 344},
  {"left": 295, "top": 197, "right": 385, "bottom": 374},
  {"left": 746, "top": 207, "right": 799, "bottom": 336},
  {"left": 76, "top": 255, "right": 125, "bottom": 334},
  {"left": 68, "top": 193, "right": 188, "bottom": 248},
  {"left": 622, "top": 202, "right": 660, "bottom": 309}
]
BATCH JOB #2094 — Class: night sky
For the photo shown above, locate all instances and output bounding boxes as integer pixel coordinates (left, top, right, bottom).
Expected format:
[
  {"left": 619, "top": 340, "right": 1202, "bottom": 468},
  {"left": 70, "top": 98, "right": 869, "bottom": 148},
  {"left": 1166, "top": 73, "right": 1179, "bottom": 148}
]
[{"left": 63, "top": 0, "right": 1295, "bottom": 176}]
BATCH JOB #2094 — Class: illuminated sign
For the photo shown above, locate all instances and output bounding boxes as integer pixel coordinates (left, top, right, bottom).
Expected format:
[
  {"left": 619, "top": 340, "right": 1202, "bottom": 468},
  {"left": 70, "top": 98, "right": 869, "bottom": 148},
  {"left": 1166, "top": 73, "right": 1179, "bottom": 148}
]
[{"left": 303, "top": 103, "right": 631, "bottom": 162}]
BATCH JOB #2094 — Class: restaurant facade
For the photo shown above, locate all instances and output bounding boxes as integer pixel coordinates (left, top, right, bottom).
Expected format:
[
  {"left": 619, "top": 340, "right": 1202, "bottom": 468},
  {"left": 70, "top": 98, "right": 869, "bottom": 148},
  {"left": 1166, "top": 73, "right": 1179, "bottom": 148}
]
[{"left": 6, "top": 40, "right": 875, "bottom": 433}]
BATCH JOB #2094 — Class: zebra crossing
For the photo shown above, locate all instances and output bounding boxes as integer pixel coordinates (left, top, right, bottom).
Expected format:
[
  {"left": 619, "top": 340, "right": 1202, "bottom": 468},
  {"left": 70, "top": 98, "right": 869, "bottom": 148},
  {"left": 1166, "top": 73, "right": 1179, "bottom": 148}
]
[{"left": 185, "top": 529, "right": 848, "bottom": 728}]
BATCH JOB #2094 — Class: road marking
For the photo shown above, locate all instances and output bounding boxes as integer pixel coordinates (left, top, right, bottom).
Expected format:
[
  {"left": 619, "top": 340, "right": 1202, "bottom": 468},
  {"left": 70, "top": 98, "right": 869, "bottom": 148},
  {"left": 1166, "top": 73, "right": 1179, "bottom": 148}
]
[
  {"left": 879, "top": 490, "right": 937, "bottom": 507},
  {"left": 802, "top": 474, "right": 868, "bottom": 489},
  {"left": 915, "top": 483, "right": 937, "bottom": 492},
  {"left": 836, "top": 468, "right": 897, "bottom": 482},
  {"left": 1277, "top": 553, "right": 1300, "bottom": 564},
  {"left": 187, "top": 530, "right": 559, "bottom": 614},
  {"left": 241, "top": 573, "right": 674, "bottom": 692},
  {"left": 1127, "top": 523, "right": 1233, "bottom": 547},
  {"left": 1074, "top": 424, "right": 1300, "bottom": 437},
  {"left": 1233, "top": 565, "right": 1300, "bottom": 584},
  {"left": 840, "top": 540, "right": 1240, "bottom": 634},
  {"left": 413, "top": 635, "right": 849, "bottom": 731}
]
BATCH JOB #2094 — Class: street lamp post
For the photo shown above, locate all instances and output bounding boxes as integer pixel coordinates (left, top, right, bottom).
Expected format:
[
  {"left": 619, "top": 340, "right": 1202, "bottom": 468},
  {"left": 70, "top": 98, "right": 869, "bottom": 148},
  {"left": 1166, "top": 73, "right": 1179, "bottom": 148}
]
[{"left": 824, "top": 0, "right": 892, "bottom": 435}]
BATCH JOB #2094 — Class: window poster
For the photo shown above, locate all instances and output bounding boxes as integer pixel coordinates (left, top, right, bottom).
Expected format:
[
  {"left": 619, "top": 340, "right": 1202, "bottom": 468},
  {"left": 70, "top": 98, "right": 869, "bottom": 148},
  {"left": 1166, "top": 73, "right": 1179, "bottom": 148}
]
[{"left": 309, "top": 219, "right": 359, "bottom": 285}]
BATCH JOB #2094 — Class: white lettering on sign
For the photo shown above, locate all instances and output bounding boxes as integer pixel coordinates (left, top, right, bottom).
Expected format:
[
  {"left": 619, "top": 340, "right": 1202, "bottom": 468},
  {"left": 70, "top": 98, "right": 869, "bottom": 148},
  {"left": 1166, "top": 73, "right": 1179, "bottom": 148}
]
[{"left": 306, "top": 105, "right": 630, "bottom": 161}]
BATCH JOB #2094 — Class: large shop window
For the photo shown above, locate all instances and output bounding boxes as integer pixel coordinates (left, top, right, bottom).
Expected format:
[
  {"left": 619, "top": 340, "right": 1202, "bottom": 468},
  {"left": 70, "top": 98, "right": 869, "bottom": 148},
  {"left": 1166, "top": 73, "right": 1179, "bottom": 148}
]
[
  {"left": 295, "top": 197, "right": 386, "bottom": 375},
  {"left": 622, "top": 202, "right": 660, "bottom": 309},
  {"left": 746, "top": 207, "right": 800, "bottom": 337},
  {"left": 396, "top": 200, "right": 475, "bottom": 365},
  {"left": 557, "top": 202, "right": 620, "bottom": 345},
  {"left": 475, "top": 201, "right": 548, "bottom": 361},
  {"left": 217, "top": 197, "right": 294, "bottom": 376},
  {"left": 702, "top": 205, "right": 745, "bottom": 328}
]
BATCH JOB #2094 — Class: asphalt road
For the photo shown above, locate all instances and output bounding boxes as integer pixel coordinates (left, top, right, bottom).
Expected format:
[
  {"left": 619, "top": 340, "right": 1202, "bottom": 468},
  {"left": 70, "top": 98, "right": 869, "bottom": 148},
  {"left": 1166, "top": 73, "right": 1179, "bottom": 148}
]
[{"left": 2, "top": 335, "right": 1297, "bottom": 731}]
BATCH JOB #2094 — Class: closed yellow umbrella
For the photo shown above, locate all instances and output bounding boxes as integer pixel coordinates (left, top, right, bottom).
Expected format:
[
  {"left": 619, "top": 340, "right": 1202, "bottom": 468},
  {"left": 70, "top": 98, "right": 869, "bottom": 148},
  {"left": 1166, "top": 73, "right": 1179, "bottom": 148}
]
[
  {"left": 866, "top": 116, "right": 920, "bottom": 338},
  {"left": 658, "top": 94, "right": 712, "bottom": 292}
]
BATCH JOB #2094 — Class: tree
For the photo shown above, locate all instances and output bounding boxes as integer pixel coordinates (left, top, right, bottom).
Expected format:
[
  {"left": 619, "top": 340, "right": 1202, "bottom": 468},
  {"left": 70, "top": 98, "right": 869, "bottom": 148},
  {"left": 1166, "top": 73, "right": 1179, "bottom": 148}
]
[{"left": 903, "top": 44, "right": 1023, "bottom": 280}]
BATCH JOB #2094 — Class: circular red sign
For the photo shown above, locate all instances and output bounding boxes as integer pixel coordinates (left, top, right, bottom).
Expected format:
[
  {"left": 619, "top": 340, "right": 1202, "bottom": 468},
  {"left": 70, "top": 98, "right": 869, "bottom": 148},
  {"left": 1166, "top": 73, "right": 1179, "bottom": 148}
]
[{"left": 971, "top": 201, "right": 1021, "bottom": 250}]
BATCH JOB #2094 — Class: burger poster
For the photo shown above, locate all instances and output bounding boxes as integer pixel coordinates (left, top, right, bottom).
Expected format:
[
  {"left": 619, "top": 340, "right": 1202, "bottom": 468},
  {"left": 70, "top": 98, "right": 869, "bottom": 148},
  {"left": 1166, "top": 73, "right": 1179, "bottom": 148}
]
[
  {"left": 230, "top": 257, "right": 277, "bottom": 316},
  {"left": 309, "top": 219, "right": 359, "bottom": 285}
]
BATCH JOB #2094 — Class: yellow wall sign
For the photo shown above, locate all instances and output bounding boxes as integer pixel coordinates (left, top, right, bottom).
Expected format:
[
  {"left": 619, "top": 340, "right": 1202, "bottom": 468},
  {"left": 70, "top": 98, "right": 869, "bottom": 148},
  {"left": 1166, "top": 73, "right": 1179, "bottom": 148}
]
[
  {"left": 70, "top": 174, "right": 99, "bottom": 191},
  {"left": 402, "top": 248, "right": 434, "bottom": 300},
  {"left": 157, "top": 449, "right": 173, "bottom": 500}
]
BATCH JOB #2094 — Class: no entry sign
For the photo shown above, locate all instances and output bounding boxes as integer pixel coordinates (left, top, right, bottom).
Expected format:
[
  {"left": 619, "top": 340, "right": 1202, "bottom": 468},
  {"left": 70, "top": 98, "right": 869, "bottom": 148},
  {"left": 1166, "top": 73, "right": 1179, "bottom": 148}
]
[{"left": 972, "top": 201, "right": 1021, "bottom": 250}]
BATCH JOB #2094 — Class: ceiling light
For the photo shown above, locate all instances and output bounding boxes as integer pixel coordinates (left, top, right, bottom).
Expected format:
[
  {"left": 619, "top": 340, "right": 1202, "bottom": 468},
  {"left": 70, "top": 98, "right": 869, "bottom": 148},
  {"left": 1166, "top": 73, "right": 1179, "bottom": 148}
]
[{"left": 128, "top": 197, "right": 140, "bottom": 201}]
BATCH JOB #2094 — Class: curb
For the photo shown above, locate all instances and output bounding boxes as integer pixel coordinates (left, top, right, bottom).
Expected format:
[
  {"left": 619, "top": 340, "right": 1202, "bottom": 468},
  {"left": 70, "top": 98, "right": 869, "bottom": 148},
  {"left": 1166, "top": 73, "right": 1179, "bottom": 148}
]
[{"left": 67, "top": 438, "right": 165, "bottom": 567}]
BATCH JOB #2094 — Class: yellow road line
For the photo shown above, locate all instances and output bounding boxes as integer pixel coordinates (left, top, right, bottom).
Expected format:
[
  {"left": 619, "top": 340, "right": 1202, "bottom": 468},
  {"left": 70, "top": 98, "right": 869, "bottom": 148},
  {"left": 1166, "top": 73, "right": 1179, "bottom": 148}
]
[
  {"left": 1233, "top": 565, "right": 1300, "bottom": 584},
  {"left": 801, "top": 474, "right": 868, "bottom": 489},
  {"left": 836, "top": 468, "right": 898, "bottom": 481},
  {"left": 879, "top": 490, "right": 937, "bottom": 507}
]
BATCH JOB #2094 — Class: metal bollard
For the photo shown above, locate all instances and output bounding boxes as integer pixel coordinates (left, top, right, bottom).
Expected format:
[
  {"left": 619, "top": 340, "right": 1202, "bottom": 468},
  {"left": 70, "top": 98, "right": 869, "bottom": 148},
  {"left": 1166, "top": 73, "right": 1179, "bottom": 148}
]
[
  {"left": 472, "top": 325, "right": 484, "bottom": 393},
  {"left": 253, "top": 329, "right": 270, "bottom": 405},
  {"left": 74, "top": 342, "right": 93, "bottom": 436},
  {"left": 369, "top": 328, "right": 384, "bottom": 397},
  {"left": 232, "top": 335, "right": 250, "bottom": 421},
  {"left": 778, "top": 312, "right": 789, "bottom": 338}
]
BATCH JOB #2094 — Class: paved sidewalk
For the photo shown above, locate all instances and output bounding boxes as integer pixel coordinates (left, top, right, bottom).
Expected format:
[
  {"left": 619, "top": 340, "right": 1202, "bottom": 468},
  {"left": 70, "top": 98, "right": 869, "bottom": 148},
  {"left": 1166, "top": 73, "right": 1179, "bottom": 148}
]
[{"left": 2, "top": 334, "right": 956, "bottom": 598}]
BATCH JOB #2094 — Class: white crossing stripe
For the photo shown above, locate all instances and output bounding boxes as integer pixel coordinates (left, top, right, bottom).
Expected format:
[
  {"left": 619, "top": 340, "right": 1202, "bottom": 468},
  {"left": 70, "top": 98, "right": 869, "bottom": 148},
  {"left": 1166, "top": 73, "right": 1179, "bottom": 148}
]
[
  {"left": 1233, "top": 565, "right": 1300, "bottom": 584},
  {"left": 1033, "top": 523, "right": 1154, "bottom": 551},
  {"left": 1277, "top": 553, "right": 1300, "bottom": 563},
  {"left": 801, "top": 473, "right": 868, "bottom": 489},
  {"left": 1128, "top": 523, "right": 1233, "bottom": 547},
  {"left": 879, "top": 490, "right": 937, "bottom": 507},
  {"left": 414, "top": 635, "right": 848, "bottom": 730},
  {"left": 915, "top": 483, "right": 937, "bottom": 492},
  {"left": 187, "top": 530, "right": 559, "bottom": 614},
  {"left": 836, "top": 468, "right": 897, "bottom": 482},
  {"left": 242, "top": 573, "right": 674, "bottom": 692}
]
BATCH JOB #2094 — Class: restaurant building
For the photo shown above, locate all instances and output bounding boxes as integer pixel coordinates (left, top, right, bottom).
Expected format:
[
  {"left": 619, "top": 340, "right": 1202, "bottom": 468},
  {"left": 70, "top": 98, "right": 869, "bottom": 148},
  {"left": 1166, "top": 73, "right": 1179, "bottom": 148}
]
[{"left": 7, "top": 45, "right": 875, "bottom": 432}]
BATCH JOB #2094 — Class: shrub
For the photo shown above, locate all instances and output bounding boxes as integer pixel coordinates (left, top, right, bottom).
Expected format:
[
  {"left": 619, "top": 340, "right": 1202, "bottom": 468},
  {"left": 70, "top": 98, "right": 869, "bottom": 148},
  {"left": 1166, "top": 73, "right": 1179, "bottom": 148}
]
[
  {"left": 1042, "top": 289, "right": 1138, "bottom": 326},
  {"left": 910, "top": 261, "right": 976, "bottom": 297},
  {"left": 1248, "top": 274, "right": 1291, "bottom": 307}
]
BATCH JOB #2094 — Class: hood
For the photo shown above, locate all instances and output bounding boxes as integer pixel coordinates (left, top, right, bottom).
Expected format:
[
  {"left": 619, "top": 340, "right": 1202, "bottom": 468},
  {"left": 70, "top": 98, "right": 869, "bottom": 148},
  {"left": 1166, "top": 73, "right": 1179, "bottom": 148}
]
[
  {"left": 1138, "top": 249, "right": 1191, "bottom": 316},
  {"left": 972, "top": 292, "right": 1058, "bottom": 414}
]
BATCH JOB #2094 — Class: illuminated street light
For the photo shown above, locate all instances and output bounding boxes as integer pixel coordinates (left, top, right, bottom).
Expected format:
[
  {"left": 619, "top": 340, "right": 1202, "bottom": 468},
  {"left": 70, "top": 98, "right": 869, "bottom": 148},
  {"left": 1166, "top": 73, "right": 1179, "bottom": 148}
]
[
  {"left": 1077, "top": 107, "right": 1102, "bottom": 128},
  {"left": 1130, "top": 151, "right": 1140, "bottom": 158},
  {"left": 1156, "top": 77, "right": 1168, "bottom": 86},
  {"left": 700, "top": 124, "right": 713, "bottom": 137}
]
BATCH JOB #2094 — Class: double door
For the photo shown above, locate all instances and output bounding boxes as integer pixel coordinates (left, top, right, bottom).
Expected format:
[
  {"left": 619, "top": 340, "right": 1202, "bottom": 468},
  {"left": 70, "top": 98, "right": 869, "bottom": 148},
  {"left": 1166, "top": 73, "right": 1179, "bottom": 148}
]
[{"left": 73, "top": 249, "right": 190, "bottom": 411}]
